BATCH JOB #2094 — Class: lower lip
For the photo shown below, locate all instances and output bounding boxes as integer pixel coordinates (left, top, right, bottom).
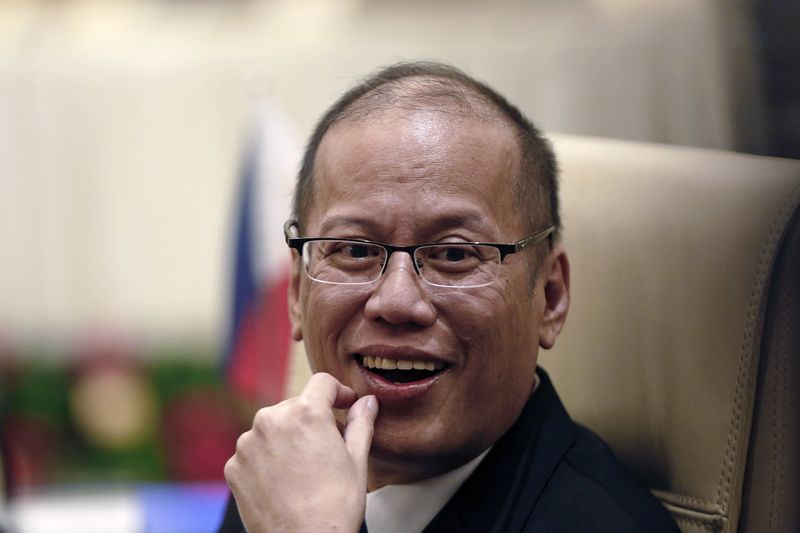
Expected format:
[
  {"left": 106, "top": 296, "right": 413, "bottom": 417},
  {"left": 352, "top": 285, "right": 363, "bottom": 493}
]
[{"left": 357, "top": 364, "right": 446, "bottom": 404}]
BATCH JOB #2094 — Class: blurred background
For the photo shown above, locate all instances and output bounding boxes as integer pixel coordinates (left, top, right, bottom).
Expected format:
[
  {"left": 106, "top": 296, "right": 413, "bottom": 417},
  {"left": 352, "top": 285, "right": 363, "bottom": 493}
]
[{"left": 0, "top": 0, "right": 797, "bottom": 531}]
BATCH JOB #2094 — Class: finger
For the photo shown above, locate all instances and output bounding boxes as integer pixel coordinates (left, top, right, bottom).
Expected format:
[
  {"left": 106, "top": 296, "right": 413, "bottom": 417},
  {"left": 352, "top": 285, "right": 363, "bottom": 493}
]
[
  {"left": 344, "top": 395, "right": 379, "bottom": 476},
  {"left": 303, "top": 372, "right": 358, "bottom": 409}
]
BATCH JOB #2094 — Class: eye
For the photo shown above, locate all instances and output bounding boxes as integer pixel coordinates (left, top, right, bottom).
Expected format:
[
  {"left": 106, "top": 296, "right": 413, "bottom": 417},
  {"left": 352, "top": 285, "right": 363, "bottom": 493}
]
[
  {"left": 427, "top": 245, "right": 476, "bottom": 262},
  {"left": 339, "top": 244, "right": 372, "bottom": 258},
  {"left": 321, "top": 241, "right": 384, "bottom": 270},
  {"left": 442, "top": 247, "right": 468, "bottom": 262},
  {"left": 421, "top": 244, "right": 484, "bottom": 273}
]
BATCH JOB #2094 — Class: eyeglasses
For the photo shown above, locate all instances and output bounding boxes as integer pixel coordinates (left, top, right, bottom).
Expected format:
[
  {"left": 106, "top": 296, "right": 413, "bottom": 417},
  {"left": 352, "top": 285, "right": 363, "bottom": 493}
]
[{"left": 284, "top": 220, "right": 554, "bottom": 288}]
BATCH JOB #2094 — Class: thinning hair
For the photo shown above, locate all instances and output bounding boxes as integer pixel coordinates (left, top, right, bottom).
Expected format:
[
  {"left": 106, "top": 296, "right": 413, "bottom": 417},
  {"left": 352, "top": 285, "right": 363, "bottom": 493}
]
[{"left": 292, "top": 61, "right": 560, "bottom": 244}]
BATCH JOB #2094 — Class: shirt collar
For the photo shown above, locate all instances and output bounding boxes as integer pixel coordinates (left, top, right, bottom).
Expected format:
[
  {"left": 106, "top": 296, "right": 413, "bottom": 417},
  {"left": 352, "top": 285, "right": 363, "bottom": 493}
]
[{"left": 365, "top": 447, "right": 491, "bottom": 533}]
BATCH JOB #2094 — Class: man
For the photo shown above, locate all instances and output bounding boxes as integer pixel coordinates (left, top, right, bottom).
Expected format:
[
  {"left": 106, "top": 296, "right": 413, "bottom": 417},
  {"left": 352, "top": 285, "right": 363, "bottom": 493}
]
[{"left": 220, "top": 61, "right": 678, "bottom": 532}]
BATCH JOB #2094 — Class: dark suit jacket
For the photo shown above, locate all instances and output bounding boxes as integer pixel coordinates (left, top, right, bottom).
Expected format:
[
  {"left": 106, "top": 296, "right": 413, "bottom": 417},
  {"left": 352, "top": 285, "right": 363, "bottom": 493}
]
[{"left": 218, "top": 370, "right": 679, "bottom": 532}]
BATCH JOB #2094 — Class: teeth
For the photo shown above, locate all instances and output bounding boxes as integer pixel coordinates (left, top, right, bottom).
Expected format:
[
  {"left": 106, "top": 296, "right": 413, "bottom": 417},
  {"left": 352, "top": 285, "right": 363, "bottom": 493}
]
[{"left": 361, "top": 356, "right": 444, "bottom": 371}]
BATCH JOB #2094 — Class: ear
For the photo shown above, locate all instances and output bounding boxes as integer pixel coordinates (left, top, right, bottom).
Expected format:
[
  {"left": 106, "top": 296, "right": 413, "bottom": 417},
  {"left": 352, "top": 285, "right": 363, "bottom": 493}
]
[
  {"left": 538, "top": 246, "right": 570, "bottom": 350},
  {"left": 288, "top": 250, "right": 304, "bottom": 342}
]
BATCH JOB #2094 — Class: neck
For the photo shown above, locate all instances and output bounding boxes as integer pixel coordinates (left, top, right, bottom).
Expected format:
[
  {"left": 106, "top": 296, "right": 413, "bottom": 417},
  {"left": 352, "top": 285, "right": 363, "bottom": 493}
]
[{"left": 366, "top": 446, "right": 486, "bottom": 491}]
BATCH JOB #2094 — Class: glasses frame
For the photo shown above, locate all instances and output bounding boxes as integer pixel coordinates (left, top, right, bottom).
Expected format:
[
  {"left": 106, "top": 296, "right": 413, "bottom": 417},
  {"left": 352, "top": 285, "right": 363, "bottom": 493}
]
[{"left": 283, "top": 219, "right": 555, "bottom": 287}]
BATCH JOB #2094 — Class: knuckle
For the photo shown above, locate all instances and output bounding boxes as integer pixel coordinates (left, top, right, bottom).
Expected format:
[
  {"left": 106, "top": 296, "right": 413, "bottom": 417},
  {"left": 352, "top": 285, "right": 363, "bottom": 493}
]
[
  {"left": 309, "top": 371, "right": 335, "bottom": 387},
  {"left": 253, "top": 405, "right": 272, "bottom": 422},
  {"left": 295, "top": 396, "right": 325, "bottom": 424},
  {"left": 252, "top": 407, "right": 276, "bottom": 434},
  {"left": 223, "top": 456, "right": 237, "bottom": 482},
  {"left": 234, "top": 431, "right": 250, "bottom": 453}
]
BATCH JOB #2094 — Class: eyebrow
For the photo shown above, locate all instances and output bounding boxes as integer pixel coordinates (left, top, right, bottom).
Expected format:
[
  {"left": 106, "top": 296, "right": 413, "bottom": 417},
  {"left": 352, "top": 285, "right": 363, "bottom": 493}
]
[
  {"left": 317, "top": 212, "right": 494, "bottom": 237},
  {"left": 318, "top": 215, "right": 382, "bottom": 235}
]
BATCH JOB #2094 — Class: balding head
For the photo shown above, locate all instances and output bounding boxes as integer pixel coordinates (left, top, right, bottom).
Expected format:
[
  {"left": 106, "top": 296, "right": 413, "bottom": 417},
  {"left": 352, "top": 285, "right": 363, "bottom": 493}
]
[{"left": 292, "top": 61, "right": 560, "bottom": 243}]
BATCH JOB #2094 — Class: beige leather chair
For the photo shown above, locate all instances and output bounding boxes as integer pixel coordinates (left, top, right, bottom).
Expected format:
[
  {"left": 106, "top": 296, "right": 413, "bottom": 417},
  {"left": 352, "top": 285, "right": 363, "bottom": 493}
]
[{"left": 541, "top": 135, "right": 800, "bottom": 533}]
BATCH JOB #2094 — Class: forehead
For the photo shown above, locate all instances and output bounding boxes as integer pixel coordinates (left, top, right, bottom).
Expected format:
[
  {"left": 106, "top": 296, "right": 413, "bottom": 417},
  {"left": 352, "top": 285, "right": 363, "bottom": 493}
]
[{"left": 308, "top": 109, "right": 523, "bottom": 237}]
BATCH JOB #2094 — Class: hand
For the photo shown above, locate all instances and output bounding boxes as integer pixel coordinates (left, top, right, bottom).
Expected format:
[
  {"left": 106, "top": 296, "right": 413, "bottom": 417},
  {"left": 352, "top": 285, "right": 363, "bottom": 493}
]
[{"left": 224, "top": 372, "right": 379, "bottom": 532}]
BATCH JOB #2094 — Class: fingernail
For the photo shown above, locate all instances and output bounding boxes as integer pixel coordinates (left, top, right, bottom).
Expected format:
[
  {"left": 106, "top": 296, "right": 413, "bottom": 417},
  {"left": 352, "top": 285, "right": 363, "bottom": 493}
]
[{"left": 366, "top": 395, "right": 379, "bottom": 414}]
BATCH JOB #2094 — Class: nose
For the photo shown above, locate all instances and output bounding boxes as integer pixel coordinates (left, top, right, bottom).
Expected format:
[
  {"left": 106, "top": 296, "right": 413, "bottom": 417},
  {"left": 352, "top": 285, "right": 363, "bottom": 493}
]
[{"left": 364, "top": 251, "right": 437, "bottom": 327}]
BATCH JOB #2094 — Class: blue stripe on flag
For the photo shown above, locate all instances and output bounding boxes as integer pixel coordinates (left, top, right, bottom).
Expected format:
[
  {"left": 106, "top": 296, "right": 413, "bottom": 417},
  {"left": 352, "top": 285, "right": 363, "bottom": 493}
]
[{"left": 222, "top": 142, "right": 259, "bottom": 372}]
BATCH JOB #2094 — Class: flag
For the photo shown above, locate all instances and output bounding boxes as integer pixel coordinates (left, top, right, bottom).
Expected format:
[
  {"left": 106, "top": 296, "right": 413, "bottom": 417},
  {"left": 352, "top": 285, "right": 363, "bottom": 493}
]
[{"left": 223, "top": 101, "right": 300, "bottom": 406}]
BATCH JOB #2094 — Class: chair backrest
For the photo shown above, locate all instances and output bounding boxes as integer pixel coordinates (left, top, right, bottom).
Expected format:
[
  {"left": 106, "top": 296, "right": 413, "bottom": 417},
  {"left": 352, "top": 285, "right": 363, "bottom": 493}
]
[{"left": 540, "top": 135, "right": 800, "bottom": 533}]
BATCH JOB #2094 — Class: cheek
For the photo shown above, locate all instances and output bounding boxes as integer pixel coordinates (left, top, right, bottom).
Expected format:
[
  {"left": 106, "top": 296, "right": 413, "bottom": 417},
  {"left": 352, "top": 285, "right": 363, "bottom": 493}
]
[
  {"left": 432, "top": 286, "right": 538, "bottom": 452},
  {"left": 438, "top": 283, "right": 538, "bottom": 384},
  {"left": 437, "top": 280, "right": 530, "bottom": 349},
  {"left": 301, "top": 283, "right": 370, "bottom": 370}
]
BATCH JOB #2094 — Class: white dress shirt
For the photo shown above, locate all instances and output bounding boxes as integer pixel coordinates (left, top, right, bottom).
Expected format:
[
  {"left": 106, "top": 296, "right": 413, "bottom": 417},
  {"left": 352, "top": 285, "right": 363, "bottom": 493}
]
[{"left": 364, "top": 447, "right": 491, "bottom": 533}]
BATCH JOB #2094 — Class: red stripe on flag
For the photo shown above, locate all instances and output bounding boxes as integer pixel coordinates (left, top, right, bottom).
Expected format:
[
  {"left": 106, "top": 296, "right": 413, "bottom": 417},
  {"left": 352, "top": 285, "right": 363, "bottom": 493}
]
[{"left": 227, "top": 271, "right": 293, "bottom": 405}]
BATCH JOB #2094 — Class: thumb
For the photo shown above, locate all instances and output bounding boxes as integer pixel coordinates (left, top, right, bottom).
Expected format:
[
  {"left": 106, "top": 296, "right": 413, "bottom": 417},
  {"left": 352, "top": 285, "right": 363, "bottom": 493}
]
[{"left": 344, "top": 395, "right": 379, "bottom": 476}]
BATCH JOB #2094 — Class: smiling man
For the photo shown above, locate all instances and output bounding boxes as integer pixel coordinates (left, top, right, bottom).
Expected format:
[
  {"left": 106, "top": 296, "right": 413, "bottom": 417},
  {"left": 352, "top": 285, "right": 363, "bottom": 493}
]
[{"left": 219, "top": 62, "right": 678, "bottom": 533}]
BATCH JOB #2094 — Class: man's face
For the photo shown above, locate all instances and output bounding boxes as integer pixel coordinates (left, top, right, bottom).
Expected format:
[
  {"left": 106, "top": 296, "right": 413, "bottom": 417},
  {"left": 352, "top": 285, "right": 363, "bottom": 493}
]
[{"left": 289, "top": 109, "right": 556, "bottom": 486}]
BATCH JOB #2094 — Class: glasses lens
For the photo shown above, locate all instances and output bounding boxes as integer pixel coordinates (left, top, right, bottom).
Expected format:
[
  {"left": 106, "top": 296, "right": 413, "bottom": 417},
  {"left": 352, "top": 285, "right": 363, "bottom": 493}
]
[
  {"left": 415, "top": 244, "right": 501, "bottom": 287},
  {"left": 303, "top": 240, "right": 386, "bottom": 284}
]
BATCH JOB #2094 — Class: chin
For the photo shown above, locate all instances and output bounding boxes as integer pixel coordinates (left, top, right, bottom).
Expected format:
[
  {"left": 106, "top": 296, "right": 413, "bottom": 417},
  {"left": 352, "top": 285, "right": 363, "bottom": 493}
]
[{"left": 367, "top": 420, "right": 489, "bottom": 483}]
